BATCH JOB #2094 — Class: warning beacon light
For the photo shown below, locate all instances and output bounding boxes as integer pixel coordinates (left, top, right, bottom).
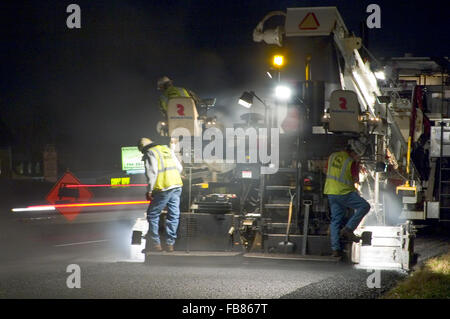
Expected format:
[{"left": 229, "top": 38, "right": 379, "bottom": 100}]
[{"left": 273, "top": 55, "right": 284, "bottom": 67}]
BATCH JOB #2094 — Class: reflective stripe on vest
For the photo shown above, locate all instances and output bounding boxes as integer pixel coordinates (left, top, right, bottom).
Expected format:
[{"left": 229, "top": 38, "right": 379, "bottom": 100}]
[
  {"left": 151, "top": 146, "right": 179, "bottom": 173},
  {"left": 150, "top": 145, "right": 183, "bottom": 191},
  {"left": 326, "top": 155, "right": 353, "bottom": 186},
  {"left": 323, "top": 151, "right": 355, "bottom": 195}
]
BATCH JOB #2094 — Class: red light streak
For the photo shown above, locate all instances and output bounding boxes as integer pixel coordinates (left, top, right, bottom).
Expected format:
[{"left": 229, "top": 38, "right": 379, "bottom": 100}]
[
  {"left": 28, "top": 200, "right": 150, "bottom": 209},
  {"left": 65, "top": 184, "right": 147, "bottom": 188}
]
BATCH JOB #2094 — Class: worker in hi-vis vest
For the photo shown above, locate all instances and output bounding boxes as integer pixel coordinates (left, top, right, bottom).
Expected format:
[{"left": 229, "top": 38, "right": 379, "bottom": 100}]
[
  {"left": 323, "top": 138, "right": 371, "bottom": 258},
  {"left": 157, "top": 76, "right": 200, "bottom": 120},
  {"left": 138, "top": 137, "right": 183, "bottom": 253}
]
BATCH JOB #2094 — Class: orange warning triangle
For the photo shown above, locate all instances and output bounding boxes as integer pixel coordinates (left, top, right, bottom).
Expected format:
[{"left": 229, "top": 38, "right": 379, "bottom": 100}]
[{"left": 299, "top": 12, "right": 320, "bottom": 30}]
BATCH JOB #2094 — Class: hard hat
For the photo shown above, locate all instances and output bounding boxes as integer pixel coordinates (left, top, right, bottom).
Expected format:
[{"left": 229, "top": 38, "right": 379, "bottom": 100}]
[
  {"left": 138, "top": 137, "right": 152, "bottom": 152},
  {"left": 348, "top": 137, "right": 367, "bottom": 157},
  {"left": 157, "top": 76, "right": 172, "bottom": 90}
]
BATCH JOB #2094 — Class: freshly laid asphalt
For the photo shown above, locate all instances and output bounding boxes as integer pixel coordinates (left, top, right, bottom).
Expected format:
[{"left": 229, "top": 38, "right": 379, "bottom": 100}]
[
  {"left": 1, "top": 181, "right": 448, "bottom": 299},
  {"left": 0, "top": 212, "right": 349, "bottom": 299}
]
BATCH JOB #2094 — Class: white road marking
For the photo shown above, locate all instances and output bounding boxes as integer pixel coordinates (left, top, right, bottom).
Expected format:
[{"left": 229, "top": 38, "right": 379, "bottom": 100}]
[{"left": 54, "top": 239, "right": 109, "bottom": 247}]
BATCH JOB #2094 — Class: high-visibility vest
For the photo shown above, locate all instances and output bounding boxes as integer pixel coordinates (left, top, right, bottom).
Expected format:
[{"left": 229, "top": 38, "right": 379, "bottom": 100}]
[
  {"left": 149, "top": 145, "right": 183, "bottom": 192},
  {"left": 159, "top": 86, "right": 191, "bottom": 115},
  {"left": 323, "top": 151, "right": 356, "bottom": 195}
]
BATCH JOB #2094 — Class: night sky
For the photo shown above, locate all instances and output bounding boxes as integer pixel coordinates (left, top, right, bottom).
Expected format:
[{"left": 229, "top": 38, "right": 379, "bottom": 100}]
[{"left": 0, "top": 0, "right": 448, "bottom": 172}]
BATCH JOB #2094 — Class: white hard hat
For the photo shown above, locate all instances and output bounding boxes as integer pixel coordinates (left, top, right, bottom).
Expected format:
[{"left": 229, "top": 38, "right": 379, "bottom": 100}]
[
  {"left": 157, "top": 76, "right": 172, "bottom": 90},
  {"left": 138, "top": 137, "right": 153, "bottom": 152},
  {"left": 348, "top": 137, "right": 367, "bottom": 157}
]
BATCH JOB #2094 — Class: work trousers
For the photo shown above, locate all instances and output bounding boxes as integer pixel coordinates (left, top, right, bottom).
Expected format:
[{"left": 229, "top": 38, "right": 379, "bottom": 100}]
[
  {"left": 146, "top": 187, "right": 182, "bottom": 246},
  {"left": 327, "top": 192, "right": 370, "bottom": 251}
]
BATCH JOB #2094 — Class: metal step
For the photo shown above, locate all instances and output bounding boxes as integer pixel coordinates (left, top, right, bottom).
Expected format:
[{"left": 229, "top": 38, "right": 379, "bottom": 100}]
[
  {"left": 266, "top": 222, "right": 297, "bottom": 227},
  {"left": 276, "top": 168, "right": 297, "bottom": 173},
  {"left": 265, "top": 185, "right": 296, "bottom": 191},
  {"left": 265, "top": 203, "right": 290, "bottom": 209},
  {"left": 145, "top": 251, "right": 243, "bottom": 257},
  {"left": 243, "top": 252, "right": 340, "bottom": 262}
]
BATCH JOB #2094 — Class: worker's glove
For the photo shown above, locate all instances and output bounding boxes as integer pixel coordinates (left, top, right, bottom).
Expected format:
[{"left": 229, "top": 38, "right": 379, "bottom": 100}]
[
  {"left": 354, "top": 183, "right": 362, "bottom": 194},
  {"left": 146, "top": 192, "right": 153, "bottom": 201}
]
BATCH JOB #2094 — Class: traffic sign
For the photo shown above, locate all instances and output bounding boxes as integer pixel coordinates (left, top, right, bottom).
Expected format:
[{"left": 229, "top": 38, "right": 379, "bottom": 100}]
[
  {"left": 122, "top": 146, "right": 144, "bottom": 171},
  {"left": 285, "top": 7, "right": 345, "bottom": 37},
  {"left": 299, "top": 12, "right": 320, "bottom": 30},
  {"left": 45, "top": 171, "right": 93, "bottom": 220}
]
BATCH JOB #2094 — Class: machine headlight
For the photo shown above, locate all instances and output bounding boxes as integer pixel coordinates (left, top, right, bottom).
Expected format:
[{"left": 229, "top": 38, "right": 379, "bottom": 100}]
[
  {"left": 238, "top": 91, "right": 254, "bottom": 108},
  {"left": 275, "top": 85, "right": 292, "bottom": 100}
]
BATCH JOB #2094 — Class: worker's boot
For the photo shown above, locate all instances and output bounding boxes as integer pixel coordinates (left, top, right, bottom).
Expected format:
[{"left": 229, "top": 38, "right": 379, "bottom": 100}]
[
  {"left": 142, "top": 244, "right": 163, "bottom": 253},
  {"left": 331, "top": 250, "right": 342, "bottom": 258},
  {"left": 340, "top": 227, "right": 361, "bottom": 243},
  {"left": 165, "top": 244, "right": 174, "bottom": 253}
]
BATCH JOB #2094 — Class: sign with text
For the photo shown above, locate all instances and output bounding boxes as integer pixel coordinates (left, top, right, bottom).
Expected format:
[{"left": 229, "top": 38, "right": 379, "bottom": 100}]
[
  {"left": 121, "top": 146, "right": 144, "bottom": 171},
  {"left": 111, "top": 177, "right": 131, "bottom": 187}
]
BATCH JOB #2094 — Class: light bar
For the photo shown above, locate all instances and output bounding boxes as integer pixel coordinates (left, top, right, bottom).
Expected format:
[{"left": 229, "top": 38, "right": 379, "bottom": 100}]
[
  {"left": 65, "top": 184, "right": 147, "bottom": 188},
  {"left": 12, "top": 200, "right": 151, "bottom": 212}
]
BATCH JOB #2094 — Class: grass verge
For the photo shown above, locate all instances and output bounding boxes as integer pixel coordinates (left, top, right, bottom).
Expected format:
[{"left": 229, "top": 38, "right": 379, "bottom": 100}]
[{"left": 382, "top": 252, "right": 450, "bottom": 299}]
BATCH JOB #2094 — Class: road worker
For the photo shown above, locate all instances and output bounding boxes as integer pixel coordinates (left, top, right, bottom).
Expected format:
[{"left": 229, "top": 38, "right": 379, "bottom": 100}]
[
  {"left": 323, "top": 138, "right": 371, "bottom": 257},
  {"left": 138, "top": 137, "right": 183, "bottom": 252}
]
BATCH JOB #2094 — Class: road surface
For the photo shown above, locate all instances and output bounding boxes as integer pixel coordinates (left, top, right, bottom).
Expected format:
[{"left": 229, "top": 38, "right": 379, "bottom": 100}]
[{"left": 1, "top": 181, "right": 448, "bottom": 299}]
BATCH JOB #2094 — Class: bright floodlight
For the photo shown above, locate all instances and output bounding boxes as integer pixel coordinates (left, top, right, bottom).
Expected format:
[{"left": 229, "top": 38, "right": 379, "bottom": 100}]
[
  {"left": 275, "top": 85, "right": 291, "bottom": 100},
  {"left": 374, "top": 71, "right": 386, "bottom": 80},
  {"left": 238, "top": 91, "right": 254, "bottom": 108},
  {"left": 238, "top": 99, "right": 252, "bottom": 108}
]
